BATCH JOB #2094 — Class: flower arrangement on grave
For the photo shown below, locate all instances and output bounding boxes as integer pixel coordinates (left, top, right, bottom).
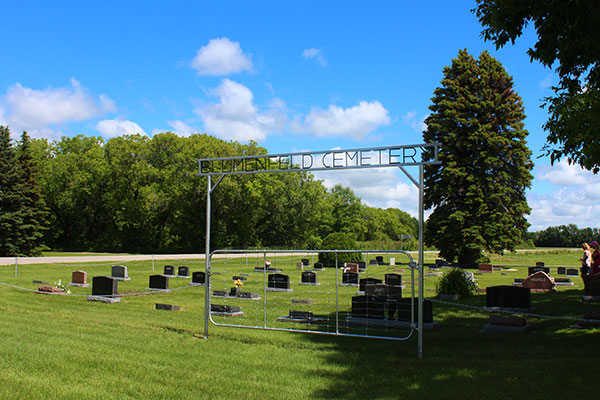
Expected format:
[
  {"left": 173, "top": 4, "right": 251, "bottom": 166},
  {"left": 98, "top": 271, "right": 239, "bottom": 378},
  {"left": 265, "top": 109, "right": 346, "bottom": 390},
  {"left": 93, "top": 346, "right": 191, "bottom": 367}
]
[
  {"left": 54, "top": 280, "right": 71, "bottom": 294},
  {"left": 233, "top": 279, "right": 243, "bottom": 289}
]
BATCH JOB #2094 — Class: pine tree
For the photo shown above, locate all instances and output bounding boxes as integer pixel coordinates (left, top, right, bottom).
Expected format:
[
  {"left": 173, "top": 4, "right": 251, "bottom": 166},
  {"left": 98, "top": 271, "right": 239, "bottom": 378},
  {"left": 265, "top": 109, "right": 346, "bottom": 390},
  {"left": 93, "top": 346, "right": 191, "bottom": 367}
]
[
  {"left": 423, "top": 50, "right": 533, "bottom": 267},
  {"left": 16, "top": 131, "right": 49, "bottom": 256},
  {"left": 0, "top": 126, "right": 24, "bottom": 256}
]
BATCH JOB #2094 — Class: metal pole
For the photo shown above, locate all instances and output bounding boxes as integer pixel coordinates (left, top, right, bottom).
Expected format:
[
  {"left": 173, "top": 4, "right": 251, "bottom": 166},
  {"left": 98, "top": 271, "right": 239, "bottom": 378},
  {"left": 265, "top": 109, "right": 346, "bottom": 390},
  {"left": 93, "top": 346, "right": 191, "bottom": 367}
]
[
  {"left": 418, "top": 165, "right": 424, "bottom": 359},
  {"left": 263, "top": 252, "right": 267, "bottom": 329},
  {"left": 203, "top": 175, "right": 211, "bottom": 339},
  {"left": 152, "top": 254, "right": 155, "bottom": 272},
  {"left": 15, "top": 257, "right": 18, "bottom": 277},
  {"left": 335, "top": 252, "right": 339, "bottom": 334}
]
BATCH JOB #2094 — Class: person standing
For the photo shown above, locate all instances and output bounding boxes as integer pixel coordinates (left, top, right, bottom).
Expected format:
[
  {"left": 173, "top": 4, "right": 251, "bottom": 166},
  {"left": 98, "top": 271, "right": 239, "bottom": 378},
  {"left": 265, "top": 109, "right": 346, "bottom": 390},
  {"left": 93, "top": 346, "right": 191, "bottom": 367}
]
[
  {"left": 580, "top": 242, "right": 592, "bottom": 276},
  {"left": 590, "top": 240, "right": 600, "bottom": 275}
]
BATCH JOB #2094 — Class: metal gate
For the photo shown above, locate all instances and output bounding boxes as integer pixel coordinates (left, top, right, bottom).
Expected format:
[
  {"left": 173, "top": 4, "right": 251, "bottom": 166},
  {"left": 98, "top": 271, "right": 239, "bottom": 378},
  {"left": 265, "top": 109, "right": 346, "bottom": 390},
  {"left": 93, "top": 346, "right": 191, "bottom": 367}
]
[{"left": 205, "top": 249, "right": 417, "bottom": 341}]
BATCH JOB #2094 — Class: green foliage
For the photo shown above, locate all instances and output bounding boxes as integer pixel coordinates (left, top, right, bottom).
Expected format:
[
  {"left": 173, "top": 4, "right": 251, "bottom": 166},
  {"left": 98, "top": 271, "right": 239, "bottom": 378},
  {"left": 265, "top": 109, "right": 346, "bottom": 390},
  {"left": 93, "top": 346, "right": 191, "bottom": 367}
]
[
  {"left": 435, "top": 267, "right": 477, "bottom": 298},
  {"left": 318, "top": 232, "right": 362, "bottom": 265},
  {"left": 0, "top": 127, "right": 48, "bottom": 256},
  {"left": 532, "top": 224, "right": 599, "bottom": 248},
  {"left": 423, "top": 50, "right": 533, "bottom": 267},
  {"left": 474, "top": 0, "right": 600, "bottom": 173}
]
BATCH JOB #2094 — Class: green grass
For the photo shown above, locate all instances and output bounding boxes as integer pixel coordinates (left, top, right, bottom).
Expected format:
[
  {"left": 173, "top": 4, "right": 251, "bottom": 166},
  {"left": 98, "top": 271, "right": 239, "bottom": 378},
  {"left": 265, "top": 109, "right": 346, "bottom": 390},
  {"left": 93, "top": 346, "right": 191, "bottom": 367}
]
[{"left": 0, "top": 250, "right": 599, "bottom": 399}]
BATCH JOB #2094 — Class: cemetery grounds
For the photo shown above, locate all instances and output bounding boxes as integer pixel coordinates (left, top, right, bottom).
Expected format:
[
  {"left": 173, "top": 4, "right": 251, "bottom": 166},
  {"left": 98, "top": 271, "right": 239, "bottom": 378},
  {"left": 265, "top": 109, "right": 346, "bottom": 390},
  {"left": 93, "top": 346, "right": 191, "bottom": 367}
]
[{"left": 0, "top": 248, "right": 599, "bottom": 399}]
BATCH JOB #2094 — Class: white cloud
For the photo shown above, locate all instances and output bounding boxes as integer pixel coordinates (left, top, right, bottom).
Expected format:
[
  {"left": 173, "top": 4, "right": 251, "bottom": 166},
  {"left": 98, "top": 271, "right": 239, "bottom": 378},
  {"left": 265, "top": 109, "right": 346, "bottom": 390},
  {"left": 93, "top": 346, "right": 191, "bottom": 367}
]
[
  {"left": 191, "top": 37, "right": 252, "bottom": 76},
  {"left": 0, "top": 79, "right": 116, "bottom": 139},
  {"left": 195, "top": 79, "right": 285, "bottom": 142},
  {"left": 538, "top": 159, "right": 589, "bottom": 186},
  {"left": 302, "top": 100, "right": 391, "bottom": 140},
  {"left": 95, "top": 119, "right": 147, "bottom": 138},
  {"left": 167, "top": 120, "right": 198, "bottom": 137},
  {"left": 402, "top": 110, "right": 427, "bottom": 133},
  {"left": 302, "top": 48, "right": 327, "bottom": 67}
]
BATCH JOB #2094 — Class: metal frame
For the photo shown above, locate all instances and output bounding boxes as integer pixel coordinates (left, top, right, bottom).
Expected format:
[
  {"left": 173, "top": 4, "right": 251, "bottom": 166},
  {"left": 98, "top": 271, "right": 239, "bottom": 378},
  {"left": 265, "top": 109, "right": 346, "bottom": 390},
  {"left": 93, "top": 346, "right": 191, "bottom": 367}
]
[
  {"left": 198, "top": 143, "right": 440, "bottom": 358},
  {"left": 207, "top": 249, "right": 417, "bottom": 341}
]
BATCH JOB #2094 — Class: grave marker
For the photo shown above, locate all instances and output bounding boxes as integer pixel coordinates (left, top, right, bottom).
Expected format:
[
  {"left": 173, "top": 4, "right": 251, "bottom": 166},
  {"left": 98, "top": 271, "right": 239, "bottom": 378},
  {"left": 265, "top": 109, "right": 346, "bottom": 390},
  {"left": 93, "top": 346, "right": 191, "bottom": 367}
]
[
  {"left": 177, "top": 266, "right": 190, "bottom": 277},
  {"left": 342, "top": 272, "right": 359, "bottom": 285},
  {"left": 486, "top": 285, "right": 531, "bottom": 309},
  {"left": 300, "top": 270, "right": 319, "bottom": 285},
  {"left": 149, "top": 275, "right": 169, "bottom": 290},
  {"left": 267, "top": 273, "right": 292, "bottom": 291},
  {"left": 164, "top": 265, "right": 175, "bottom": 276},
  {"left": 111, "top": 265, "right": 130, "bottom": 281},
  {"left": 70, "top": 270, "right": 89, "bottom": 287},
  {"left": 92, "top": 276, "right": 118, "bottom": 297},
  {"left": 521, "top": 271, "right": 556, "bottom": 292},
  {"left": 191, "top": 271, "right": 206, "bottom": 286}
]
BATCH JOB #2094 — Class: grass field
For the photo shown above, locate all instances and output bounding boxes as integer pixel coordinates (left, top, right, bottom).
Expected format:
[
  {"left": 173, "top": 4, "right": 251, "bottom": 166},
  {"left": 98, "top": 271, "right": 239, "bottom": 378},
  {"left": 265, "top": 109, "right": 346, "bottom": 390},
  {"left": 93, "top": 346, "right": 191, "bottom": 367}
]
[{"left": 1, "top": 250, "right": 599, "bottom": 399}]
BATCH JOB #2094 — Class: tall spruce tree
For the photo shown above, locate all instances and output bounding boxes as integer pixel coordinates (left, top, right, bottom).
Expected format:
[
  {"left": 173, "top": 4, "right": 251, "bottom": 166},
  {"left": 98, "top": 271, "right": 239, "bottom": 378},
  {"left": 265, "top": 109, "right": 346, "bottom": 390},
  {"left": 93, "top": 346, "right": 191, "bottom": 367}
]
[
  {"left": 16, "top": 131, "right": 49, "bottom": 256},
  {"left": 423, "top": 50, "right": 533, "bottom": 266},
  {"left": 0, "top": 126, "right": 24, "bottom": 256}
]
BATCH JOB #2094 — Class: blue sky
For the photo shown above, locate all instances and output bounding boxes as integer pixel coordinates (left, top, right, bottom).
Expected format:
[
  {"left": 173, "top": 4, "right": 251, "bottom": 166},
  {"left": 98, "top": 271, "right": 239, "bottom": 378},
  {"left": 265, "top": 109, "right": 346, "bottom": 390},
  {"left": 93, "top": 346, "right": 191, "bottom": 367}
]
[{"left": 2, "top": 1, "right": 599, "bottom": 231}]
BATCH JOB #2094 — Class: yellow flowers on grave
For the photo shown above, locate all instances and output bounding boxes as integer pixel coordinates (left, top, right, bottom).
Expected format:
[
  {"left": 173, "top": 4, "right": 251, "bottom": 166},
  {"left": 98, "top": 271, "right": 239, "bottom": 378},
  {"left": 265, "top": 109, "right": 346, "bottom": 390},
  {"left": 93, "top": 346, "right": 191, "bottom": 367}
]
[
  {"left": 233, "top": 279, "right": 243, "bottom": 288},
  {"left": 55, "top": 279, "right": 71, "bottom": 294}
]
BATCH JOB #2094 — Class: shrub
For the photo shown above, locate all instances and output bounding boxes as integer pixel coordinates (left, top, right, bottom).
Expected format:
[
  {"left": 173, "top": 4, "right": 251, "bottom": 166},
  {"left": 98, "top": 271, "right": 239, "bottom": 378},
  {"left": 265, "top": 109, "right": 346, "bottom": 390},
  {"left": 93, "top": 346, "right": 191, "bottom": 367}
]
[
  {"left": 435, "top": 268, "right": 476, "bottom": 299},
  {"left": 318, "top": 232, "right": 362, "bottom": 266}
]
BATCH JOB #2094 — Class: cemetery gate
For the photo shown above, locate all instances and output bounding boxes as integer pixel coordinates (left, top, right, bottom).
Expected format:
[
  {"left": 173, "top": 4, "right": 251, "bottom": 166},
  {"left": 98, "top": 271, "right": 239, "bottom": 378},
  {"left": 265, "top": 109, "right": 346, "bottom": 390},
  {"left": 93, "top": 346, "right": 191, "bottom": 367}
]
[{"left": 198, "top": 143, "right": 440, "bottom": 358}]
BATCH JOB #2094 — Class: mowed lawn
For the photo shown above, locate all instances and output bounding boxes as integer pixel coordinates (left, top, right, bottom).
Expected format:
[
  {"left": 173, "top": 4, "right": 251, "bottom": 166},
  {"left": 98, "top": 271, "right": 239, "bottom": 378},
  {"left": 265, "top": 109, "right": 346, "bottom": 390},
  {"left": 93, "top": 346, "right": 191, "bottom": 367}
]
[{"left": 1, "top": 250, "right": 599, "bottom": 399}]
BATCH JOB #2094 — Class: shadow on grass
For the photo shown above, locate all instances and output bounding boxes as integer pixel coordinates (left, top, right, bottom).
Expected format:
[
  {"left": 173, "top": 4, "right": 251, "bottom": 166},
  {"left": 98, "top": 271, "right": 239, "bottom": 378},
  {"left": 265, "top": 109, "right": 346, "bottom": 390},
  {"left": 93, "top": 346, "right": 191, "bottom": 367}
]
[{"left": 297, "top": 290, "right": 600, "bottom": 399}]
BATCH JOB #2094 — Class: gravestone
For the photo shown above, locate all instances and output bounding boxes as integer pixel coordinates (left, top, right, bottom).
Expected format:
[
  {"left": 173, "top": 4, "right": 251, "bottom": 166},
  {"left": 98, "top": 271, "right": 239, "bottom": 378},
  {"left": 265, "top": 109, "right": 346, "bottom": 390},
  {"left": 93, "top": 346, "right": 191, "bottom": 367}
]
[
  {"left": 149, "top": 275, "right": 169, "bottom": 290},
  {"left": 376, "top": 256, "right": 384, "bottom": 265},
  {"left": 486, "top": 285, "right": 531, "bottom": 309},
  {"left": 313, "top": 262, "right": 324, "bottom": 271},
  {"left": 301, "top": 259, "right": 310, "bottom": 266},
  {"left": 92, "top": 276, "right": 118, "bottom": 297},
  {"left": 478, "top": 263, "right": 493, "bottom": 273},
  {"left": 111, "top": 265, "right": 130, "bottom": 281},
  {"left": 177, "top": 266, "right": 190, "bottom": 277},
  {"left": 300, "top": 271, "right": 319, "bottom": 285},
  {"left": 351, "top": 295, "right": 385, "bottom": 319},
  {"left": 389, "top": 257, "right": 396, "bottom": 266},
  {"left": 232, "top": 275, "right": 247, "bottom": 281},
  {"left": 345, "top": 263, "right": 360, "bottom": 273},
  {"left": 522, "top": 271, "right": 556, "bottom": 292},
  {"left": 435, "top": 259, "right": 447, "bottom": 268},
  {"left": 163, "top": 265, "right": 175, "bottom": 276},
  {"left": 396, "top": 298, "right": 433, "bottom": 323},
  {"left": 191, "top": 271, "right": 205, "bottom": 285},
  {"left": 289, "top": 310, "right": 313, "bottom": 319},
  {"left": 296, "top": 262, "right": 304, "bottom": 270},
  {"left": 365, "top": 283, "right": 402, "bottom": 299},
  {"left": 342, "top": 272, "right": 359, "bottom": 285},
  {"left": 211, "top": 304, "right": 242, "bottom": 316},
  {"left": 566, "top": 268, "right": 579, "bottom": 276},
  {"left": 536, "top": 261, "right": 545, "bottom": 267},
  {"left": 557, "top": 267, "right": 566, "bottom": 275},
  {"left": 357, "top": 261, "right": 366, "bottom": 271},
  {"left": 268, "top": 273, "right": 291, "bottom": 290},
  {"left": 156, "top": 303, "right": 179, "bottom": 311},
  {"left": 369, "top": 259, "right": 378, "bottom": 265},
  {"left": 582, "top": 274, "right": 600, "bottom": 297},
  {"left": 554, "top": 277, "right": 573, "bottom": 286},
  {"left": 70, "top": 270, "right": 89, "bottom": 287},
  {"left": 528, "top": 266, "right": 550, "bottom": 276},
  {"left": 359, "top": 277, "right": 383, "bottom": 292},
  {"left": 385, "top": 273, "right": 403, "bottom": 287}
]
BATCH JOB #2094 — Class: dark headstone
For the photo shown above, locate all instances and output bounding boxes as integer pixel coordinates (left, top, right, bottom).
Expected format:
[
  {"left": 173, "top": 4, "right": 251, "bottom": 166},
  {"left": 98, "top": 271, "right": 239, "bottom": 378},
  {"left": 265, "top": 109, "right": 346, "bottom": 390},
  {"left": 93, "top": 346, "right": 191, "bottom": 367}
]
[
  {"left": 528, "top": 266, "right": 550, "bottom": 276},
  {"left": 536, "top": 261, "right": 545, "bottom": 268},
  {"left": 237, "top": 291, "right": 260, "bottom": 299},
  {"left": 313, "top": 262, "right": 324, "bottom": 271},
  {"left": 369, "top": 259, "right": 378, "bottom": 265},
  {"left": 513, "top": 278, "right": 524, "bottom": 284},
  {"left": 232, "top": 275, "right": 247, "bottom": 281},
  {"left": 376, "top": 256, "right": 384, "bottom": 264},
  {"left": 268, "top": 273, "right": 290, "bottom": 289},
  {"left": 359, "top": 277, "right": 383, "bottom": 292},
  {"left": 351, "top": 295, "right": 386, "bottom": 319},
  {"left": 164, "top": 265, "right": 175, "bottom": 275},
  {"left": 156, "top": 303, "right": 180, "bottom": 311},
  {"left": 149, "top": 275, "right": 169, "bottom": 290},
  {"left": 211, "top": 304, "right": 241, "bottom": 313},
  {"left": 301, "top": 259, "right": 310, "bottom": 266},
  {"left": 32, "top": 280, "right": 50, "bottom": 284},
  {"left": 396, "top": 298, "right": 433, "bottom": 323},
  {"left": 365, "top": 283, "right": 402, "bottom": 299},
  {"left": 435, "top": 259, "right": 446, "bottom": 267},
  {"left": 486, "top": 285, "right": 531, "bottom": 308},
  {"left": 385, "top": 273, "right": 402, "bottom": 286},
  {"left": 111, "top": 265, "right": 128, "bottom": 279},
  {"left": 289, "top": 310, "right": 313, "bottom": 319},
  {"left": 357, "top": 261, "right": 366, "bottom": 271},
  {"left": 92, "top": 276, "right": 118, "bottom": 297},
  {"left": 557, "top": 267, "right": 566, "bottom": 275},
  {"left": 192, "top": 271, "right": 206, "bottom": 284},
  {"left": 342, "top": 272, "right": 359, "bottom": 284},
  {"left": 566, "top": 268, "right": 579, "bottom": 276},
  {"left": 582, "top": 274, "right": 600, "bottom": 297},
  {"left": 212, "top": 290, "right": 227, "bottom": 297},
  {"left": 301, "top": 271, "right": 317, "bottom": 284},
  {"left": 177, "top": 266, "right": 190, "bottom": 277}
]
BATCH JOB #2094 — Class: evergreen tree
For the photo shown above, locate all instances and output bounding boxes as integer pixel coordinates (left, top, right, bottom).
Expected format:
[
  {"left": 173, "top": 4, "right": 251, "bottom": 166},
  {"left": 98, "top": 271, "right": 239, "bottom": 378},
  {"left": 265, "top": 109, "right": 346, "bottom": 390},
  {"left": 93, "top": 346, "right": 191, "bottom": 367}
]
[
  {"left": 423, "top": 50, "right": 533, "bottom": 266},
  {"left": 16, "top": 131, "right": 49, "bottom": 256},
  {"left": 0, "top": 126, "right": 24, "bottom": 256}
]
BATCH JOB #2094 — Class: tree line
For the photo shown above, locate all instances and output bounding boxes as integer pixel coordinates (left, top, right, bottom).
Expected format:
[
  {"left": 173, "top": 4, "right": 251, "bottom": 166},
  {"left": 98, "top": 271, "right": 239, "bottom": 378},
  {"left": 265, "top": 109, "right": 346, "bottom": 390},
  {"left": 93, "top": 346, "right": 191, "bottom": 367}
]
[{"left": 0, "top": 127, "right": 418, "bottom": 256}]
